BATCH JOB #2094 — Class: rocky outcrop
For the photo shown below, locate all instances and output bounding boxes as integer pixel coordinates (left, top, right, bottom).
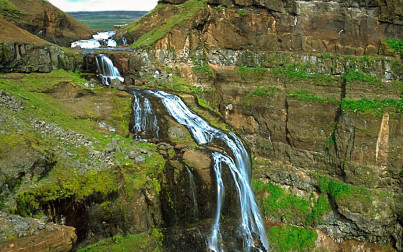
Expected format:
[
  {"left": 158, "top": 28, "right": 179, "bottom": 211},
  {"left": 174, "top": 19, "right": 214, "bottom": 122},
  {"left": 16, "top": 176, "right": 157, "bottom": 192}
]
[
  {"left": 2, "top": 0, "right": 93, "bottom": 47},
  {"left": 0, "top": 18, "right": 84, "bottom": 73},
  {"left": 125, "top": 0, "right": 402, "bottom": 55},
  {"left": 0, "top": 212, "right": 77, "bottom": 252},
  {"left": 0, "top": 42, "right": 82, "bottom": 73}
]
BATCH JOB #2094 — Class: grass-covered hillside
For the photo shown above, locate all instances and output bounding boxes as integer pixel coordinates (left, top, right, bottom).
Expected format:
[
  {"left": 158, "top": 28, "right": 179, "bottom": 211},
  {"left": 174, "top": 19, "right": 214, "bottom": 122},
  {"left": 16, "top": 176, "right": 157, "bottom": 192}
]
[{"left": 1, "top": 0, "right": 94, "bottom": 46}]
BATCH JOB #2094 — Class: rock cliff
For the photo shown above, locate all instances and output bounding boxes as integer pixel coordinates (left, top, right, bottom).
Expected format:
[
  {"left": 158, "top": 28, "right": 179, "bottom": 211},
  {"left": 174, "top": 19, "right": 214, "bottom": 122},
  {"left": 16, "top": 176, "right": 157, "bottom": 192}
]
[
  {"left": 115, "top": 0, "right": 402, "bottom": 249},
  {"left": 0, "top": 0, "right": 402, "bottom": 251},
  {"left": 125, "top": 0, "right": 402, "bottom": 55}
]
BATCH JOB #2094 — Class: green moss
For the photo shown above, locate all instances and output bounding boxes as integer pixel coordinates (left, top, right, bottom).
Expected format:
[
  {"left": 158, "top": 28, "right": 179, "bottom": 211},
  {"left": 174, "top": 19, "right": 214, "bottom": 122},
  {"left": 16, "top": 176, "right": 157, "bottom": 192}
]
[
  {"left": 268, "top": 224, "right": 317, "bottom": 252},
  {"left": 235, "top": 8, "right": 247, "bottom": 16},
  {"left": 255, "top": 180, "right": 330, "bottom": 225},
  {"left": 15, "top": 169, "right": 118, "bottom": 217},
  {"left": 193, "top": 64, "right": 215, "bottom": 79},
  {"left": 111, "top": 94, "right": 132, "bottom": 136},
  {"left": 0, "top": 0, "right": 23, "bottom": 18},
  {"left": 118, "top": 144, "right": 165, "bottom": 199},
  {"left": 318, "top": 53, "right": 333, "bottom": 59},
  {"left": 341, "top": 97, "right": 402, "bottom": 115},
  {"left": 78, "top": 229, "right": 163, "bottom": 252},
  {"left": 383, "top": 38, "right": 403, "bottom": 55},
  {"left": 272, "top": 64, "right": 334, "bottom": 85},
  {"left": 318, "top": 175, "right": 372, "bottom": 208},
  {"left": 249, "top": 85, "right": 282, "bottom": 97},
  {"left": 237, "top": 66, "right": 267, "bottom": 81},
  {"left": 131, "top": 0, "right": 207, "bottom": 48},
  {"left": 213, "top": 5, "right": 227, "bottom": 12},
  {"left": 343, "top": 69, "right": 380, "bottom": 84},
  {"left": 158, "top": 76, "right": 202, "bottom": 94},
  {"left": 287, "top": 90, "right": 339, "bottom": 103}
]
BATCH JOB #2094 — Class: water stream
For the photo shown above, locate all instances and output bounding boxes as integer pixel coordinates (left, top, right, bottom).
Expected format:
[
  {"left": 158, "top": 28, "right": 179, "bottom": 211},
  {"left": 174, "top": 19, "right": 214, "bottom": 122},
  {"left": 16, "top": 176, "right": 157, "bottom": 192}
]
[
  {"left": 95, "top": 54, "right": 124, "bottom": 86},
  {"left": 130, "top": 89, "right": 269, "bottom": 251}
]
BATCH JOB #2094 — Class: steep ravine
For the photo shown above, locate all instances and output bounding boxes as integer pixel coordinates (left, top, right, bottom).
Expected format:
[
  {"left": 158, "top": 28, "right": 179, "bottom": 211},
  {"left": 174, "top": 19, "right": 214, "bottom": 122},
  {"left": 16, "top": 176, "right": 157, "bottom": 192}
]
[{"left": 0, "top": 0, "right": 402, "bottom": 251}]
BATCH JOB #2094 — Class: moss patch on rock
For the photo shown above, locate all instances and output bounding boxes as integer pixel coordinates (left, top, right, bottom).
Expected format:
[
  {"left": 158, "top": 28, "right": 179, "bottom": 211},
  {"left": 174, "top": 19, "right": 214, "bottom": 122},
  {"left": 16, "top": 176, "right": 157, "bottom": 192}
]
[{"left": 77, "top": 229, "right": 163, "bottom": 252}]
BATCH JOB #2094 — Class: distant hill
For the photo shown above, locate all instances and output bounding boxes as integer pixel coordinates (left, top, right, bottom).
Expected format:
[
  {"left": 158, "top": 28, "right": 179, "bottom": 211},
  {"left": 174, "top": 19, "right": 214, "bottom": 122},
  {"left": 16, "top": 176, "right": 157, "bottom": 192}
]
[
  {"left": 68, "top": 11, "right": 148, "bottom": 31},
  {"left": 0, "top": 0, "right": 94, "bottom": 46}
]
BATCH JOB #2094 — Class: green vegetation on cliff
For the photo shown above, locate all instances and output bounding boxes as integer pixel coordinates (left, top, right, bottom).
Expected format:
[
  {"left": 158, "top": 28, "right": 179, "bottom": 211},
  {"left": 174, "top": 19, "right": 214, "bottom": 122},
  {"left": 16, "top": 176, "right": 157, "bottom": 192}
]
[
  {"left": 272, "top": 63, "right": 334, "bottom": 85},
  {"left": 383, "top": 38, "right": 403, "bottom": 55},
  {"left": 341, "top": 98, "right": 402, "bottom": 115},
  {"left": 253, "top": 180, "right": 331, "bottom": 226},
  {"left": 0, "top": 0, "right": 21, "bottom": 18},
  {"left": 129, "top": 0, "right": 207, "bottom": 48},
  {"left": 268, "top": 224, "right": 317, "bottom": 252},
  {"left": 0, "top": 70, "right": 165, "bottom": 220},
  {"left": 78, "top": 229, "right": 163, "bottom": 252}
]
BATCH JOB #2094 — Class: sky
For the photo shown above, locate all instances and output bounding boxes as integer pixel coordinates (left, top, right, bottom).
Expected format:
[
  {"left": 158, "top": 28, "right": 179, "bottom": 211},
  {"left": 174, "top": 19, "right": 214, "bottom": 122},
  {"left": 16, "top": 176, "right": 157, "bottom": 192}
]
[{"left": 48, "top": 0, "right": 158, "bottom": 12}]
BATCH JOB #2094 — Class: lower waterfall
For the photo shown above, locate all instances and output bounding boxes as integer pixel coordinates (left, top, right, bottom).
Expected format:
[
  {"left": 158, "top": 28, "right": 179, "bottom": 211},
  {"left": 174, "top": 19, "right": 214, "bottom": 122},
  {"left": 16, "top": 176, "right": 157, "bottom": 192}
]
[{"left": 130, "top": 89, "right": 269, "bottom": 252}]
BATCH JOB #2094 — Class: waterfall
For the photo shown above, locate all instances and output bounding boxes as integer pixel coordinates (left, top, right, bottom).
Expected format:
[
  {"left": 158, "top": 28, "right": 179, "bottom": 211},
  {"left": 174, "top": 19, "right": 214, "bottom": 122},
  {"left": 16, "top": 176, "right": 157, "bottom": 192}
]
[
  {"left": 131, "top": 92, "right": 159, "bottom": 140},
  {"left": 131, "top": 89, "right": 268, "bottom": 251},
  {"left": 71, "top": 31, "right": 118, "bottom": 49},
  {"left": 186, "top": 166, "right": 199, "bottom": 217},
  {"left": 95, "top": 54, "right": 124, "bottom": 86},
  {"left": 119, "top": 34, "right": 128, "bottom": 45}
]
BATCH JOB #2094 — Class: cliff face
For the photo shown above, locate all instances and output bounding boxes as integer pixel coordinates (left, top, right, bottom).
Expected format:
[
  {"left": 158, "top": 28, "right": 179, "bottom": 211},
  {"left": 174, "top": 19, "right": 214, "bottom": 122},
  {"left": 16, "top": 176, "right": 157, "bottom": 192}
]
[
  {"left": 126, "top": 0, "right": 402, "bottom": 55},
  {"left": 0, "top": 0, "right": 402, "bottom": 251},
  {"left": 1, "top": 0, "right": 94, "bottom": 47},
  {"left": 116, "top": 0, "right": 402, "bottom": 249}
]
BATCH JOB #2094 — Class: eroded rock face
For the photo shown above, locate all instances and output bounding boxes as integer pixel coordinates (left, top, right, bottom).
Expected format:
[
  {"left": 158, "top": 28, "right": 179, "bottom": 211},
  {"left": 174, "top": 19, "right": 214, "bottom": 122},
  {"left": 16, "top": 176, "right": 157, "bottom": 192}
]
[
  {"left": 127, "top": 0, "right": 402, "bottom": 55},
  {"left": 0, "top": 43, "right": 81, "bottom": 73}
]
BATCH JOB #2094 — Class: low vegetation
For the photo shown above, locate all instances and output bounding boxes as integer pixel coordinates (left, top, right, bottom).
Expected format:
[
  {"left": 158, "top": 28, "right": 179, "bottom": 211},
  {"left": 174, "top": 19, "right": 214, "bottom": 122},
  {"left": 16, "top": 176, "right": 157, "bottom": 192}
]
[
  {"left": 341, "top": 97, "right": 402, "bottom": 115},
  {"left": 78, "top": 229, "right": 163, "bottom": 252},
  {"left": 343, "top": 69, "right": 379, "bottom": 83},
  {"left": 0, "top": 0, "right": 22, "bottom": 18},
  {"left": 252, "top": 180, "right": 331, "bottom": 226},
  {"left": 272, "top": 63, "right": 334, "bottom": 85},
  {"left": 287, "top": 90, "right": 339, "bottom": 103},
  {"left": 268, "top": 224, "right": 318, "bottom": 252},
  {"left": 130, "top": 0, "right": 207, "bottom": 48},
  {"left": 237, "top": 66, "right": 267, "bottom": 81},
  {"left": 383, "top": 38, "right": 403, "bottom": 55},
  {"left": 0, "top": 70, "right": 163, "bottom": 218},
  {"left": 249, "top": 85, "right": 282, "bottom": 97}
]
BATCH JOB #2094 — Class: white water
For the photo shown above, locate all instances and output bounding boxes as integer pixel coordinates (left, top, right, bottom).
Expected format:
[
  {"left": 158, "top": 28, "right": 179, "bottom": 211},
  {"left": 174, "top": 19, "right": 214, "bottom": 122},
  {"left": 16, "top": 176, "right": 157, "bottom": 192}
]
[
  {"left": 95, "top": 54, "right": 124, "bottom": 86},
  {"left": 131, "top": 92, "right": 159, "bottom": 140},
  {"left": 135, "top": 89, "right": 269, "bottom": 251},
  {"left": 71, "top": 31, "right": 118, "bottom": 49},
  {"left": 186, "top": 166, "right": 199, "bottom": 217}
]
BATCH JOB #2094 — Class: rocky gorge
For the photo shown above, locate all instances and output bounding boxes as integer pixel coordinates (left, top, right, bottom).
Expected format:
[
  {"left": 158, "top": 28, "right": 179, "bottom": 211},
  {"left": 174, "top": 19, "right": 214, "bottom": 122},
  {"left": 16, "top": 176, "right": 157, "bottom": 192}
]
[{"left": 0, "top": 0, "right": 402, "bottom": 251}]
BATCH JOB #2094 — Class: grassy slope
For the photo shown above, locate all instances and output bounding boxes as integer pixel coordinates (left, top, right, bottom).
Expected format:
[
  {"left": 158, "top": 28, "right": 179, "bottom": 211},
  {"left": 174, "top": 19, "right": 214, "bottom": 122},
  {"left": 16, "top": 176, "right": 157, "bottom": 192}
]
[
  {"left": 0, "top": 17, "right": 48, "bottom": 44},
  {"left": 124, "top": 0, "right": 207, "bottom": 48},
  {"left": 0, "top": 71, "right": 165, "bottom": 220},
  {"left": 1, "top": 0, "right": 93, "bottom": 45}
]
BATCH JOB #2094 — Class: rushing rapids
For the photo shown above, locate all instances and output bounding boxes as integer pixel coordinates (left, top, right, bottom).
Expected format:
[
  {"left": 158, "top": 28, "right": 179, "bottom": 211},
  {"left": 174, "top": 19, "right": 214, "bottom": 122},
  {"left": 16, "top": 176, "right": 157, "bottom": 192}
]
[
  {"left": 130, "top": 89, "right": 269, "bottom": 251},
  {"left": 71, "top": 31, "right": 118, "bottom": 49},
  {"left": 95, "top": 54, "right": 124, "bottom": 86}
]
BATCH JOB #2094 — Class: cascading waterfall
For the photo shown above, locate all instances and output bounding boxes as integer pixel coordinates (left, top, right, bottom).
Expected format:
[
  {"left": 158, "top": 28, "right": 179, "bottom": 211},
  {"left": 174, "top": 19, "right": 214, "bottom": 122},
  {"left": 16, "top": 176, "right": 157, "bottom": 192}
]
[
  {"left": 131, "top": 92, "right": 159, "bottom": 140},
  {"left": 95, "top": 54, "right": 124, "bottom": 86},
  {"left": 130, "top": 89, "right": 268, "bottom": 251}
]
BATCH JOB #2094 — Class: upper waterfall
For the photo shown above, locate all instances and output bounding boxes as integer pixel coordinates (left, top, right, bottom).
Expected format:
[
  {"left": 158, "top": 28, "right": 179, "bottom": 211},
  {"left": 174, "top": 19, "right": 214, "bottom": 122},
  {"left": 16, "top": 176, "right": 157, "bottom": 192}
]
[
  {"left": 71, "top": 31, "right": 118, "bottom": 49},
  {"left": 130, "top": 89, "right": 269, "bottom": 251},
  {"left": 95, "top": 54, "right": 124, "bottom": 86}
]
